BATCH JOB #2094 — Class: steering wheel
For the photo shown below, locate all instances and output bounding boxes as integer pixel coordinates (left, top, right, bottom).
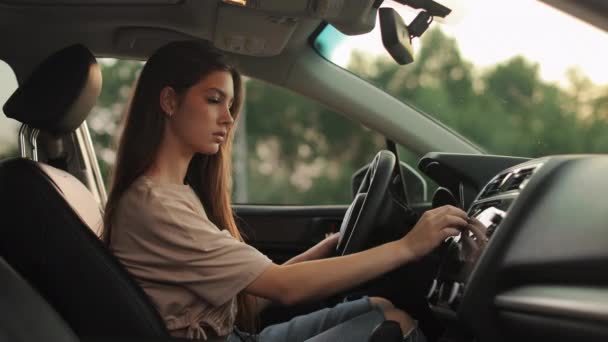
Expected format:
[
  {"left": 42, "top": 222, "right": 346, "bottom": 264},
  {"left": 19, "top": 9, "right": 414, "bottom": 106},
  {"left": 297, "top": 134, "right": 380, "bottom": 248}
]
[{"left": 336, "top": 150, "right": 396, "bottom": 256}]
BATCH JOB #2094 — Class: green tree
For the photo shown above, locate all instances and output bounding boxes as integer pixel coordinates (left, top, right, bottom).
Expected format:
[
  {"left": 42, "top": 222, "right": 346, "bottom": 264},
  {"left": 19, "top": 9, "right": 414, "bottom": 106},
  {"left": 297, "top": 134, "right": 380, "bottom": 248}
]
[
  {"left": 88, "top": 59, "right": 142, "bottom": 184},
  {"left": 243, "top": 80, "right": 385, "bottom": 204},
  {"left": 347, "top": 27, "right": 608, "bottom": 159}
]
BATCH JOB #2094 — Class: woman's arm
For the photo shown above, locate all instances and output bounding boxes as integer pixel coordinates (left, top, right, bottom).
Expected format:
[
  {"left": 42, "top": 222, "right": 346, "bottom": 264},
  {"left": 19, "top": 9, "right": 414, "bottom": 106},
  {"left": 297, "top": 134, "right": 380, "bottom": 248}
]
[
  {"left": 254, "top": 233, "right": 340, "bottom": 312},
  {"left": 246, "top": 205, "right": 467, "bottom": 305},
  {"left": 284, "top": 233, "right": 340, "bottom": 265}
]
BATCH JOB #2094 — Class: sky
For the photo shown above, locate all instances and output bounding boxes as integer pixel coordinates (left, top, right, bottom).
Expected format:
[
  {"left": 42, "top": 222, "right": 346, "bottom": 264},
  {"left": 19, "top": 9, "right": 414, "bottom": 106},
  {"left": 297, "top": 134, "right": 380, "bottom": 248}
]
[{"left": 330, "top": 0, "right": 608, "bottom": 86}]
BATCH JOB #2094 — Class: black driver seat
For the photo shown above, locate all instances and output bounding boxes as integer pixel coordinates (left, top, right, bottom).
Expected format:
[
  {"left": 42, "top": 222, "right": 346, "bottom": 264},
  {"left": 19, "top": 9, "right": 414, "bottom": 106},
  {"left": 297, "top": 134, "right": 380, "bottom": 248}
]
[
  {"left": 0, "top": 44, "right": 168, "bottom": 338},
  {"left": 0, "top": 256, "right": 80, "bottom": 342}
]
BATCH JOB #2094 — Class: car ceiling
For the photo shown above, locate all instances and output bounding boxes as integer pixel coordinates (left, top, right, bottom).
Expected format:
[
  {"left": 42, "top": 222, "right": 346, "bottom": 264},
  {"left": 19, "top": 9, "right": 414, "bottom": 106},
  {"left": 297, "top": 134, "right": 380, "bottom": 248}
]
[
  {"left": 1, "top": 0, "right": 606, "bottom": 81},
  {"left": 541, "top": 0, "right": 608, "bottom": 32},
  {"left": 0, "top": 0, "right": 323, "bottom": 84}
]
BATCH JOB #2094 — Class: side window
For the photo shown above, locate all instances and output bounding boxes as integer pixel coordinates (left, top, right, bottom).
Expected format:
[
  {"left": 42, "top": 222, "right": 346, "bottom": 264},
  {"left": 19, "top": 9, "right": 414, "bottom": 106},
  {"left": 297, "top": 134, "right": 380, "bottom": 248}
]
[
  {"left": 89, "top": 59, "right": 143, "bottom": 185},
  {"left": 0, "top": 60, "right": 19, "bottom": 159},
  {"left": 232, "top": 79, "right": 385, "bottom": 205}
]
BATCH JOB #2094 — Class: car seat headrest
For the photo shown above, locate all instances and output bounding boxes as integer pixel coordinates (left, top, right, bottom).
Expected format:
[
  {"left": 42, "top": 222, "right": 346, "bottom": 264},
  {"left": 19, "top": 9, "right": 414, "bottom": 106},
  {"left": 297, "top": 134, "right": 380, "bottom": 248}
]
[{"left": 3, "top": 44, "right": 102, "bottom": 136}]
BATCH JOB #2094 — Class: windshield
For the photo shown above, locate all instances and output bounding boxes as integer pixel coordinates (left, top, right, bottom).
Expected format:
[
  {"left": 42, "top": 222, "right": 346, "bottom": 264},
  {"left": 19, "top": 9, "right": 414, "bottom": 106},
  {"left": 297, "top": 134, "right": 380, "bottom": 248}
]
[{"left": 314, "top": 0, "right": 608, "bottom": 157}]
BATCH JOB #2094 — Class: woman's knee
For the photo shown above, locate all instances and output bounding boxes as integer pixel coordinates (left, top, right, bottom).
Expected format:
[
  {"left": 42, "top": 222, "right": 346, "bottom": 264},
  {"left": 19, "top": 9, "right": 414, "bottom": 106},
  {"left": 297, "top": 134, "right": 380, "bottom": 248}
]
[
  {"left": 369, "top": 296, "right": 394, "bottom": 311},
  {"left": 383, "top": 307, "right": 416, "bottom": 334}
]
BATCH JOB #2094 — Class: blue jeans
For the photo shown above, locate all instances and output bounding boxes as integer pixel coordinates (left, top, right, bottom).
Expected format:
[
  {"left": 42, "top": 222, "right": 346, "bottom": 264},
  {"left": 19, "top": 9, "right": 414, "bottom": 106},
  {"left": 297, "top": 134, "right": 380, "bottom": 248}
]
[{"left": 228, "top": 297, "right": 426, "bottom": 342}]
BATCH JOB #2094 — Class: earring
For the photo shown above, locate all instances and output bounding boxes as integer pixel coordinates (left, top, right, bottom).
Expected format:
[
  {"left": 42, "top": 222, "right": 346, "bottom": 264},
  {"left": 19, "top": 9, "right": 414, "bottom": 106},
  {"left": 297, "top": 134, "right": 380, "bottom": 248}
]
[{"left": 167, "top": 111, "right": 173, "bottom": 117}]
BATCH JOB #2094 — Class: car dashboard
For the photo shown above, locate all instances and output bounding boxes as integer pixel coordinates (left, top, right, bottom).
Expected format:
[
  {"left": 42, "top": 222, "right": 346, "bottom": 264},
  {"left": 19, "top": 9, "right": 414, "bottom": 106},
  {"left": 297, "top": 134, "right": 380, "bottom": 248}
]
[{"left": 419, "top": 153, "right": 608, "bottom": 342}]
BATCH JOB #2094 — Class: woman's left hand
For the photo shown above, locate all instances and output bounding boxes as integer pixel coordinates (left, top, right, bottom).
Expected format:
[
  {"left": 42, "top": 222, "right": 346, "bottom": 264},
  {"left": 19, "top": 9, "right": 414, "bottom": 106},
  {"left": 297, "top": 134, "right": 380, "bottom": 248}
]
[
  {"left": 305, "top": 233, "right": 340, "bottom": 260},
  {"left": 285, "top": 233, "right": 340, "bottom": 265}
]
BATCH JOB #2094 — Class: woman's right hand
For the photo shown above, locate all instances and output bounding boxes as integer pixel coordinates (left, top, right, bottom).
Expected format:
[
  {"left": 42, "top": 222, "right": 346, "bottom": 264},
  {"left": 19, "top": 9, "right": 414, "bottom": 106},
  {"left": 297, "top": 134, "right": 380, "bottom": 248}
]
[{"left": 401, "top": 205, "right": 468, "bottom": 259}]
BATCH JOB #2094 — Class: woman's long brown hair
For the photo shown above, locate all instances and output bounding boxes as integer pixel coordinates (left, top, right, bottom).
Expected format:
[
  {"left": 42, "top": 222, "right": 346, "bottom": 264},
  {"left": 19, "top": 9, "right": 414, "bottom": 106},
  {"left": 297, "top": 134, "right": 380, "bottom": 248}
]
[{"left": 102, "top": 40, "right": 257, "bottom": 332}]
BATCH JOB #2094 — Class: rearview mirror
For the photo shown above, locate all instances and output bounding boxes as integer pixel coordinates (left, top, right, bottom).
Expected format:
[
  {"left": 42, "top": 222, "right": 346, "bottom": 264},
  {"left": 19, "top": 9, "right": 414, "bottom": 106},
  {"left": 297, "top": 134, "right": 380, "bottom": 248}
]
[{"left": 379, "top": 8, "right": 414, "bottom": 65}]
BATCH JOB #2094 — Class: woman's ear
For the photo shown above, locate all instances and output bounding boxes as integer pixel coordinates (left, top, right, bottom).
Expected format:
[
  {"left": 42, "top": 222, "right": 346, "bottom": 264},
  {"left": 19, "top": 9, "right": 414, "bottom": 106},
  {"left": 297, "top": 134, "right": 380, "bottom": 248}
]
[{"left": 159, "top": 86, "right": 177, "bottom": 116}]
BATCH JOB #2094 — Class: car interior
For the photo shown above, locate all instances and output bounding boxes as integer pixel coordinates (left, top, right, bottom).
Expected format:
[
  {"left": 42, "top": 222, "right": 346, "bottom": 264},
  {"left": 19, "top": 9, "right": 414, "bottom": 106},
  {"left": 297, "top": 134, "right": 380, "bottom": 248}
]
[{"left": 1, "top": 1, "right": 608, "bottom": 342}]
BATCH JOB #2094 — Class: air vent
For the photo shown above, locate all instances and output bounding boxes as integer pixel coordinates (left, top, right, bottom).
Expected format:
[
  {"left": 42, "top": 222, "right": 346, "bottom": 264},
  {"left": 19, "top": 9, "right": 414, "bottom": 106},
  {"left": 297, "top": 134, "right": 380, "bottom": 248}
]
[
  {"left": 479, "top": 165, "right": 538, "bottom": 199},
  {"left": 504, "top": 167, "right": 535, "bottom": 192},
  {"left": 479, "top": 173, "right": 509, "bottom": 199}
]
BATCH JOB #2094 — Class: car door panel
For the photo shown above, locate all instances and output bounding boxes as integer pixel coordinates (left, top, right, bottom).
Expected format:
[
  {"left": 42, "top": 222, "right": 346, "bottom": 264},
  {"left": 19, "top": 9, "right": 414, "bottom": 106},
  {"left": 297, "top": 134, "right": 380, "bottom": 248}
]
[{"left": 234, "top": 205, "right": 347, "bottom": 263}]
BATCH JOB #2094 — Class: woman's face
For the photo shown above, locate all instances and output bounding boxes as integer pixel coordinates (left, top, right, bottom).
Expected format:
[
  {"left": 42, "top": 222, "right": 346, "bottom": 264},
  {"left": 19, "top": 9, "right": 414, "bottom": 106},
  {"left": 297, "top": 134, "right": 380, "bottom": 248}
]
[{"left": 167, "top": 70, "right": 235, "bottom": 155}]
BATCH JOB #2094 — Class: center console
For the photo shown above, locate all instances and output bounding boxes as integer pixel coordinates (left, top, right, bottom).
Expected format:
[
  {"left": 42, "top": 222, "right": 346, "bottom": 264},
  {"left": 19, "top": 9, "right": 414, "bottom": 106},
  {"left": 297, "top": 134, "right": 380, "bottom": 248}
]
[
  {"left": 427, "top": 160, "right": 544, "bottom": 311},
  {"left": 418, "top": 153, "right": 608, "bottom": 342}
]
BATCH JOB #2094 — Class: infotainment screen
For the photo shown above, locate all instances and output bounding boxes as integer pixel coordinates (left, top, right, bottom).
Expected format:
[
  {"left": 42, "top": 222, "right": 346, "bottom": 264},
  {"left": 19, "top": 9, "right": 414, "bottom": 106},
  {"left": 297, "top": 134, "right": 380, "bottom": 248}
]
[
  {"left": 475, "top": 206, "right": 506, "bottom": 228},
  {"left": 473, "top": 206, "right": 507, "bottom": 238}
]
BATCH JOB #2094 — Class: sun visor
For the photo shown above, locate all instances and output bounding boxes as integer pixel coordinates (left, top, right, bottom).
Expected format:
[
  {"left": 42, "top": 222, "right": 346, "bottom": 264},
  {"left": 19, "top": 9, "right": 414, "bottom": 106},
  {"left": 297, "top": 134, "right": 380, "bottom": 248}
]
[
  {"left": 214, "top": 4, "right": 298, "bottom": 56},
  {"left": 220, "top": 0, "right": 379, "bottom": 36}
]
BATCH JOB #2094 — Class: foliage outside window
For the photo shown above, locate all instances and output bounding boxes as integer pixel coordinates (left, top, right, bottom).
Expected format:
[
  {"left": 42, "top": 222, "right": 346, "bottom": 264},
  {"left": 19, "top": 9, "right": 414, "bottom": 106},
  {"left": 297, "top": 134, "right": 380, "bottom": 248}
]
[
  {"left": 316, "top": 2, "right": 608, "bottom": 158},
  {"left": 347, "top": 28, "right": 608, "bottom": 157},
  {"left": 234, "top": 80, "right": 384, "bottom": 204},
  {"left": 88, "top": 59, "right": 143, "bottom": 184}
]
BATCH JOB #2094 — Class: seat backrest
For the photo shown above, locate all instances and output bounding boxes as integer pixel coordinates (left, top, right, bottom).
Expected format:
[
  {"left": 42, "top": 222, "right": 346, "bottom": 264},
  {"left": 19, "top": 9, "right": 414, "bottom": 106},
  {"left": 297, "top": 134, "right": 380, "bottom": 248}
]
[
  {"left": 0, "top": 256, "right": 80, "bottom": 342},
  {"left": 0, "top": 44, "right": 168, "bottom": 338}
]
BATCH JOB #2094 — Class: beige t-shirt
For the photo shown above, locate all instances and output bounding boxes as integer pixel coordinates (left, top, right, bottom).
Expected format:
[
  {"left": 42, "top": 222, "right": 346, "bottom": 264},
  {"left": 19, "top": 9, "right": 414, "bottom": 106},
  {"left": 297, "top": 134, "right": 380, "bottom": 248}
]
[{"left": 110, "top": 176, "right": 272, "bottom": 339}]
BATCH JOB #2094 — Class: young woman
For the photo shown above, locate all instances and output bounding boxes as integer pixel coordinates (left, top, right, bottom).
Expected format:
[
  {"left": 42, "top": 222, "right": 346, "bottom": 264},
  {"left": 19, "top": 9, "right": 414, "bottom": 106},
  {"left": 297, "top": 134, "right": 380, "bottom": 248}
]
[{"left": 103, "top": 40, "right": 469, "bottom": 342}]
